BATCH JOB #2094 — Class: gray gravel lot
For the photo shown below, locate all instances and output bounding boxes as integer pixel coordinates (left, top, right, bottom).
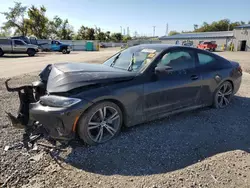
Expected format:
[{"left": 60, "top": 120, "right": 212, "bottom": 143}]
[{"left": 0, "top": 51, "right": 250, "bottom": 188}]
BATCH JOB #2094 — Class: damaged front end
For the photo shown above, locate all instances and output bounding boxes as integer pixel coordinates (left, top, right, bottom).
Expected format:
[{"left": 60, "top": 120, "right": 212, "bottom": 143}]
[{"left": 5, "top": 65, "right": 51, "bottom": 145}]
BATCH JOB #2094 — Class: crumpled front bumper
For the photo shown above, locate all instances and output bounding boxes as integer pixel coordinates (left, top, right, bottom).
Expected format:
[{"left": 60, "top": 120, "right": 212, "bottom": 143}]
[
  {"left": 5, "top": 79, "right": 87, "bottom": 141},
  {"left": 29, "top": 102, "right": 82, "bottom": 140}
]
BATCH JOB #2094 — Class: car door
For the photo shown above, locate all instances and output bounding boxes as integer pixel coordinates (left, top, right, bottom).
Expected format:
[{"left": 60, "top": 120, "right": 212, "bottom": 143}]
[
  {"left": 195, "top": 50, "right": 227, "bottom": 105},
  {"left": 51, "top": 41, "right": 60, "bottom": 51},
  {"left": 13, "top": 40, "right": 26, "bottom": 52},
  {"left": 143, "top": 48, "right": 202, "bottom": 116}
]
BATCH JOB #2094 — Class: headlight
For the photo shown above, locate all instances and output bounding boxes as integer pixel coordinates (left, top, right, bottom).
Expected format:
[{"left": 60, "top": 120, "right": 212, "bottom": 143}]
[{"left": 40, "top": 95, "right": 81, "bottom": 108}]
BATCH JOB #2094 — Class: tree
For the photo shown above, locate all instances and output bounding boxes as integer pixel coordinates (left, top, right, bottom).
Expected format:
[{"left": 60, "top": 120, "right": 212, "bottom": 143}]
[
  {"left": 122, "top": 35, "right": 132, "bottom": 43},
  {"left": 105, "top": 31, "right": 111, "bottom": 41},
  {"left": 1, "top": 2, "right": 30, "bottom": 36},
  {"left": 0, "top": 27, "right": 11, "bottom": 37},
  {"left": 47, "top": 16, "right": 74, "bottom": 39},
  {"left": 194, "top": 19, "right": 243, "bottom": 32},
  {"left": 193, "top": 24, "right": 198, "bottom": 31},
  {"left": 27, "top": 5, "right": 49, "bottom": 38},
  {"left": 47, "top": 16, "right": 63, "bottom": 39},
  {"left": 168, "top": 30, "right": 180, "bottom": 36},
  {"left": 86, "top": 28, "right": 95, "bottom": 40},
  {"left": 59, "top": 19, "right": 74, "bottom": 40},
  {"left": 96, "top": 31, "right": 106, "bottom": 41},
  {"left": 75, "top": 26, "right": 95, "bottom": 40},
  {"left": 111, "top": 33, "right": 122, "bottom": 42}
]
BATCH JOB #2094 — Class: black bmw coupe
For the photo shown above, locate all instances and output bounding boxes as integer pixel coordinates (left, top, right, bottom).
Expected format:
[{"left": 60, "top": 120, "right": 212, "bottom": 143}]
[{"left": 6, "top": 44, "right": 242, "bottom": 145}]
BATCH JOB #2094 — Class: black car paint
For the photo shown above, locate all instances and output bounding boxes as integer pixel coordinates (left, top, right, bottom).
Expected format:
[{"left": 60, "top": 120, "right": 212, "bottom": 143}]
[{"left": 6, "top": 44, "right": 242, "bottom": 141}]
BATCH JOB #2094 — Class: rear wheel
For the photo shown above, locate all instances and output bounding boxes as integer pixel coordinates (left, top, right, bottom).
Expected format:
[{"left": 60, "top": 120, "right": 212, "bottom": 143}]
[
  {"left": 77, "top": 101, "right": 123, "bottom": 145},
  {"left": 213, "top": 81, "right": 233, "bottom": 109},
  {"left": 62, "top": 48, "right": 67, "bottom": 54},
  {"left": 27, "top": 49, "right": 36, "bottom": 56},
  {"left": 0, "top": 49, "right": 4, "bottom": 57}
]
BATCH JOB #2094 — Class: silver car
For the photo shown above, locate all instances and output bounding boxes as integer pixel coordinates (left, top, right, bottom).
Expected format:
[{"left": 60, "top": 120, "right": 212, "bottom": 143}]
[{"left": 0, "top": 38, "right": 39, "bottom": 57}]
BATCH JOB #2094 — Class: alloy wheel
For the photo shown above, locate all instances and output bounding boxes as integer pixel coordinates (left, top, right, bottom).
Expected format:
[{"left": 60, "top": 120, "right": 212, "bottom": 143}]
[
  {"left": 216, "top": 82, "right": 233, "bottom": 108},
  {"left": 87, "top": 106, "right": 120, "bottom": 143}
]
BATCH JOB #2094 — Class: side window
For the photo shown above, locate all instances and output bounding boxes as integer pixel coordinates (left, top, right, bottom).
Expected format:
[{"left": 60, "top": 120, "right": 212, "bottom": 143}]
[
  {"left": 158, "top": 50, "right": 195, "bottom": 71},
  {"left": 198, "top": 53, "right": 216, "bottom": 65},
  {"left": 0, "top": 39, "right": 11, "bottom": 45},
  {"left": 14, "top": 40, "right": 24, "bottom": 45}
]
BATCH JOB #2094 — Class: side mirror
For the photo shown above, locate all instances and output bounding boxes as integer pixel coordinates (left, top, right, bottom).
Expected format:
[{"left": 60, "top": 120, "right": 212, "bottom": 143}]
[{"left": 155, "top": 65, "right": 172, "bottom": 74}]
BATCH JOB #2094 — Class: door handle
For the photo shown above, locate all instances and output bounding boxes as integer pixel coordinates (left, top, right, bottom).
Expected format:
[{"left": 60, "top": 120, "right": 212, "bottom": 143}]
[{"left": 190, "top": 75, "right": 199, "bottom": 80}]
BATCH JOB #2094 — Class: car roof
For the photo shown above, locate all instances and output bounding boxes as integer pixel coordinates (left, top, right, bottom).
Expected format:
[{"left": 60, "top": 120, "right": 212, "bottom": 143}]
[{"left": 134, "top": 43, "right": 198, "bottom": 51}]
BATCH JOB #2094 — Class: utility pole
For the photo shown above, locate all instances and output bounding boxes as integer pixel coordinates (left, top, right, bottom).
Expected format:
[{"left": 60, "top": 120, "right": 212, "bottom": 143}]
[
  {"left": 120, "top": 26, "right": 122, "bottom": 35},
  {"left": 123, "top": 28, "right": 125, "bottom": 35},
  {"left": 166, "top": 23, "right": 168, "bottom": 36},
  {"left": 153, "top": 26, "right": 156, "bottom": 37},
  {"left": 127, "top": 27, "right": 129, "bottom": 36}
]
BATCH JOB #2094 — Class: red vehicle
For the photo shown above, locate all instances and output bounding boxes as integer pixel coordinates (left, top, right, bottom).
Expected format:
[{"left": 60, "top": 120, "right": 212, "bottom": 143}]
[{"left": 197, "top": 42, "right": 217, "bottom": 51}]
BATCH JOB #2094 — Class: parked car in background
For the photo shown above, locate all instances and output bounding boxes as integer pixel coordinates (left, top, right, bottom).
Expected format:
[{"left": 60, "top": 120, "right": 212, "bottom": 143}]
[
  {"left": 99, "top": 43, "right": 107, "bottom": 48},
  {"left": 40, "top": 40, "right": 72, "bottom": 54},
  {"left": 182, "top": 41, "right": 194, "bottom": 47},
  {"left": 5, "top": 44, "right": 242, "bottom": 146},
  {"left": 10, "top": 36, "right": 48, "bottom": 50},
  {"left": 197, "top": 41, "right": 217, "bottom": 51},
  {"left": 0, "top": 37, "right": 38, "bottom": 57}
]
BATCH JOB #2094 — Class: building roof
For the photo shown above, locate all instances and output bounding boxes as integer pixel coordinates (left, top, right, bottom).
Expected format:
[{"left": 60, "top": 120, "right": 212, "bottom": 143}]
[
  {"left": 159, "top": 31, "right": 234, "bottom": 40},
  {"left": 234, "top": 24, "right": 250, "bottom": 29}
]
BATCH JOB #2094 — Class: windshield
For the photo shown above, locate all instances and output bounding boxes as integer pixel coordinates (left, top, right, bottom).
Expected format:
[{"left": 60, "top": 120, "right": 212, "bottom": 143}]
[{"left": 103, "top": 46, "right": 162, "bottom": 72}]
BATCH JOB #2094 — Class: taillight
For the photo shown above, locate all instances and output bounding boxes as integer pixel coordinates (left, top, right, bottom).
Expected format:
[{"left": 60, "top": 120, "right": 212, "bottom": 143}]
[{"left": 237, "top": 66, "right": 242, "bottom": 74}]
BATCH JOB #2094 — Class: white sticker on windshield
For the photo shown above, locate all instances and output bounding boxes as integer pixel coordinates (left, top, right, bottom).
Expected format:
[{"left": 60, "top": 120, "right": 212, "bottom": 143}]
[{"left": 141, "top": 49, "right": 156, "bottom": 53}]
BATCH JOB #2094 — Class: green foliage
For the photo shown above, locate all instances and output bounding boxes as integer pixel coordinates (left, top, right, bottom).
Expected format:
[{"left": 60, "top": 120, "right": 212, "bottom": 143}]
[
  {"left": 168, "top": 31, "right": 180, "bottom": 36},
  {"left": 194, "top": 19, "right": 245, "bottom": 32},
  {"left": 122, "top": 35, "right": 132, "bottom": 43},
  {"left": 27, "top": 5, "right": 49, "bottom": 39},
  {"left": 1, "top": 2, "right": 29, "bottom": 36},
  {"left": 111, "top": 33, "right": 122, "bottom": 42},
  {"left": 59, "top": 19, "right": 74, "bottom": 40},
  {"left": 47, "top": 16, "right": 63, "bottom": 39},
  {"left": 0, "top": 28, "right": 11, "bottom": 37},
  {"left": 75, "top": 26, "right": 95, "bottom": 40}
]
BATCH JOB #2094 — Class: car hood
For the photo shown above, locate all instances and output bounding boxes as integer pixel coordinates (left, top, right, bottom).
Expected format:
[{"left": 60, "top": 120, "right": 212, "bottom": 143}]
[
  {"left": 42, "top": 62, "right": 137, "bottom": 93},
  {"left": 27, "top": 44, "right": 38, "bottom": 48}
]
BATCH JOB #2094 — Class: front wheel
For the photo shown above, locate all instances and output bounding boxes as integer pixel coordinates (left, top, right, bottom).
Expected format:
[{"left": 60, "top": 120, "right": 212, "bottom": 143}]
[
  {"left": 0, "top": 49, "right": 4, "bottom": 57},
  {"left": 27, "top": 49, "right": 36, "bottom": 56},
  {"left": 77, "top": 101, "right": 123, "bottom": 145},
  {"left": 213, "top": 81, "right": 233, "bottom": 109},
  {"left": 62, "top": 48, "right": 67, "bottom": 54},
  {"left": 66, "top": 51, "right": 70, "bottom": 54}
]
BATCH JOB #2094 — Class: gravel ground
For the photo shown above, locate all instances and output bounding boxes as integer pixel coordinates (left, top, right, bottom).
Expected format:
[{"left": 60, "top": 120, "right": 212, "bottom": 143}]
[{"left": 0, "top": 54, "right": 250, "bottom": 187}]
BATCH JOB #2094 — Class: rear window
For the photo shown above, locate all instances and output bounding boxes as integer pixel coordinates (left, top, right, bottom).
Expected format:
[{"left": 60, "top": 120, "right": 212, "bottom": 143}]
[
  {"left": 203, "top": 42, "right": 211, "bottom": 45},
  {"left": 0, "top": 39, "right": 11, "bottom": 45}
]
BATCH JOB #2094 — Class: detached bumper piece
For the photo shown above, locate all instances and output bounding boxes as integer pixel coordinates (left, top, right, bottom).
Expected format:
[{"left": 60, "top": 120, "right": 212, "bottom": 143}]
[
  {"left": 5, "top": 79, "right": 36, "bottom": 129},
  {"left": 5, "top": 79, "right": 75, "bottom": 142}
]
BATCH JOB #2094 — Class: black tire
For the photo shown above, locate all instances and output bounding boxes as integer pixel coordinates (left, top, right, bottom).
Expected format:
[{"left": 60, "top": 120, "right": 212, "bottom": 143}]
[
  {"left": 213, "top": 48, "right": 215, "bottom": 52},
  {"left": 62, "top": 48, "right": 67, "bottom": 54},
  {"left": 0, "top": 48, "right": 4, "bottom": 57},
  {"left": 27, "top": 49, "right": 36, "bottom": 57},
  {"left": 66, "top": 51, "right": 70, "bottom": 54},
  {"left": 77, "top": 101, "right": 123, "bottom": 145},
  {"left": 213, "top": 81, "right": 233, "bottom": 109}
]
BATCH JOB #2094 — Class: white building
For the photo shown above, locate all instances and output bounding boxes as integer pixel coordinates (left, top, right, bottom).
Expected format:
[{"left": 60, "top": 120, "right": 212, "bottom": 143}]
[{"left": 159, "top": 24, "right": 250, "bottom": 51}]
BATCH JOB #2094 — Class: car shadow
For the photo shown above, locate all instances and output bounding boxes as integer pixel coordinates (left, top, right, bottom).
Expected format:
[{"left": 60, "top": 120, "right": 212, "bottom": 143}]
[
  {"left": 63, "top": 95, "right": 250, "bottom": 176},
  {"left": 0, "top": 54, "right": 47, "bottom": 58}
]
